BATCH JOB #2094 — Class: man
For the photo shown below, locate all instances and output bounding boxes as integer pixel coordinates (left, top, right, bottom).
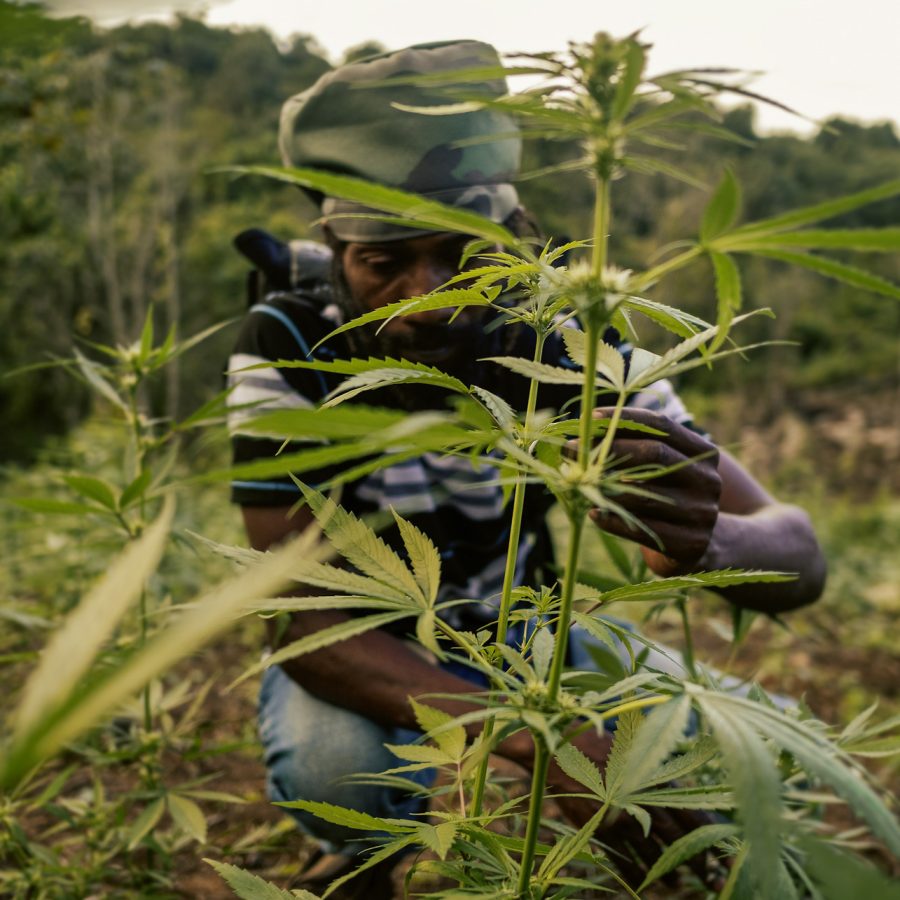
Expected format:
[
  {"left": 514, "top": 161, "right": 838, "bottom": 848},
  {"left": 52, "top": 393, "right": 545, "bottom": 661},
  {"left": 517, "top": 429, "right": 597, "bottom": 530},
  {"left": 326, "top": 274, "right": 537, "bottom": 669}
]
[{"left": 228, "top": 40, "right": 826, "bottom": 898}]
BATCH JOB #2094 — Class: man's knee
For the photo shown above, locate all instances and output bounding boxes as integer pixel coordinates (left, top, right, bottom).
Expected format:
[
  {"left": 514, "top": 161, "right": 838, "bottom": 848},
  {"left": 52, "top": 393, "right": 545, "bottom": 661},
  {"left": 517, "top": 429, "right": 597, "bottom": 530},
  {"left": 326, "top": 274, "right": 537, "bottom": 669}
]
[{"left": 257, "top": 665, "right": 424, "bottom": 848}]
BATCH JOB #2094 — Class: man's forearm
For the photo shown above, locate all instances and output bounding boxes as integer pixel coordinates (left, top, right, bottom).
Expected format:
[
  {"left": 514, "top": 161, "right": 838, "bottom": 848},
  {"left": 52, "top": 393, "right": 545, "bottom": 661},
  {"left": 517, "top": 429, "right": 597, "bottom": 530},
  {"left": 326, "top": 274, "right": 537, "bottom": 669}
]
[
  {"left": 695, "top": 503, "right": 826, "bottom": 613},
  {"left": 272, "top": 610, "right": 557, "bottom": 772}
]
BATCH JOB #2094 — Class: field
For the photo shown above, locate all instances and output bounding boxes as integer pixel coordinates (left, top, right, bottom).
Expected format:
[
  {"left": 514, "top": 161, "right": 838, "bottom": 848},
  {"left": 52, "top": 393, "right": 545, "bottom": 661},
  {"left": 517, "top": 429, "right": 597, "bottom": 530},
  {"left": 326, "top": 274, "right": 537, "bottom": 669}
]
[{"left": 1, "top": 383, "right": 897, "bottom": 897}]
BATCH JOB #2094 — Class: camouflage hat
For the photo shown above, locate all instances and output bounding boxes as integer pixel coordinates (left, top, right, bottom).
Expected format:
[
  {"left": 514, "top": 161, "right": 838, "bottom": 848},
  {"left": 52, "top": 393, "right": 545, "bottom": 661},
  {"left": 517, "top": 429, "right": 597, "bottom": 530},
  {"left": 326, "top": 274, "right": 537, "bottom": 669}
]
[{"left": 278, "top": 40, "right": 521, "bottom": 242}]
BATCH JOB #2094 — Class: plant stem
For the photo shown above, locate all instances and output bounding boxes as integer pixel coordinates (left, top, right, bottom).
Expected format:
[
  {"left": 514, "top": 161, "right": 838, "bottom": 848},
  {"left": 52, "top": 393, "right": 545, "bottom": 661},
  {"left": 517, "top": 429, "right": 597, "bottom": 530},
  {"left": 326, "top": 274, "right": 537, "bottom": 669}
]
[
  {"left": 516, "top": 738, "right": 551, "bottom": 898},
  {"left": 678, "top": 599, "right": 698, "bottom": 678},
  {"left": 517, "top": 172, "right": 613, "bottom": 894},
  {"left": 139, "top": 588, "right": 152, "bottom": 732},
  {"left": 591, "top": 175, "right": 611, "bottom": 278},
  {"left": 496, "top": 332, "right": 547, "bottom": 644},
  {"left": 472, "top": 331, "right": 547, "bottom": 818}
]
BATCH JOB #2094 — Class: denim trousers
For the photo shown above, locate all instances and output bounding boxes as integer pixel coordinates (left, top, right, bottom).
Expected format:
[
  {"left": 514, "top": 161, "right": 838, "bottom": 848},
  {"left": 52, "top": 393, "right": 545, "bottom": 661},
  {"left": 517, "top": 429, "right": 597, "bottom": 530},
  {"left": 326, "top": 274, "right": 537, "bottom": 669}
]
[{"left": 257, "top": 621, "right": 778, "bottom": 855}]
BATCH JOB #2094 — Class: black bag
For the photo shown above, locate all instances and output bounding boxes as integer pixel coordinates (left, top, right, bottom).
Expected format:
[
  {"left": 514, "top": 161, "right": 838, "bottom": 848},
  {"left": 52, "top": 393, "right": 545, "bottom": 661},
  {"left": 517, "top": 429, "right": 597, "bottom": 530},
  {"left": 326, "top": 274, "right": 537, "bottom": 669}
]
[{"left": 233, "top": 228, "right": 333, "bottom": 307}]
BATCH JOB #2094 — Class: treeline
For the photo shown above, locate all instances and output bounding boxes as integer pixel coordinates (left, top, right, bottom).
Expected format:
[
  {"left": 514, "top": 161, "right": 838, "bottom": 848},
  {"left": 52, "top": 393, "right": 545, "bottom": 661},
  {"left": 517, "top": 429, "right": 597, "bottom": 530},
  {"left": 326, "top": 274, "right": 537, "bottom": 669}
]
[{"left": 1, "top": 1, "right": 898, "bottom": 461}]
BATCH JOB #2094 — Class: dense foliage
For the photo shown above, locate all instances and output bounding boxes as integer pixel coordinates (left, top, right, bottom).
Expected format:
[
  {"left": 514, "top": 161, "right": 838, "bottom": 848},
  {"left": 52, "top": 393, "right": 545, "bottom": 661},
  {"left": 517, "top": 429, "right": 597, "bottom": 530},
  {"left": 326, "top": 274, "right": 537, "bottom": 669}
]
[{"left": 1, "top": 2, "right": 899, "bottom": 462}]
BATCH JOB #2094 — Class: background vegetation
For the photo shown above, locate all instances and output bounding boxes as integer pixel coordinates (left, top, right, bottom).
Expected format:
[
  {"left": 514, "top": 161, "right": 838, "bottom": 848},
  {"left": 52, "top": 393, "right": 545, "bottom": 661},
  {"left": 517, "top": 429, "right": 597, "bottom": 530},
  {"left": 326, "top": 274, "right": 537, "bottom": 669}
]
[{"left": 1, "top": 3, "right": 897, "bottom": 896}]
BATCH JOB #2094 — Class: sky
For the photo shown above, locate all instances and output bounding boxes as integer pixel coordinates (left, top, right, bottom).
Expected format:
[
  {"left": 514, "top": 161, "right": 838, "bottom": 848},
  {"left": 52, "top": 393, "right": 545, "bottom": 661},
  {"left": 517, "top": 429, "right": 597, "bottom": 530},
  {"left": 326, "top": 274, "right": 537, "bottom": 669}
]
[{"left": 49, "top": 0, "right": 900, "bottom": 135}]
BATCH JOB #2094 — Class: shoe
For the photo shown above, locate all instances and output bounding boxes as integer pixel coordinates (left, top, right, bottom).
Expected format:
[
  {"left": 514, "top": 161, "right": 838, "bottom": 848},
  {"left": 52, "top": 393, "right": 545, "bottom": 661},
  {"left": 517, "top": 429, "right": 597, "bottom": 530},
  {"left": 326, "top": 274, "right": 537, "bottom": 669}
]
[{"left": 294, "top": 848, "right": 397, "bottom": 900}]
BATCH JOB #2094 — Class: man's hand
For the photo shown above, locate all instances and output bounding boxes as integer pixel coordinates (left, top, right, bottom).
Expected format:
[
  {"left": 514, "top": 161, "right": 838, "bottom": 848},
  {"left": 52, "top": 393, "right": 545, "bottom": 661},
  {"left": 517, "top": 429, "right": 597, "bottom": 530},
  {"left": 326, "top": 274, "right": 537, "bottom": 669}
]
[
  {"left": 580, "top": 406, "right": 826, "bottom": 611},
  {"left": 588, "top": 407, "right": 722, "bottom": 574}
]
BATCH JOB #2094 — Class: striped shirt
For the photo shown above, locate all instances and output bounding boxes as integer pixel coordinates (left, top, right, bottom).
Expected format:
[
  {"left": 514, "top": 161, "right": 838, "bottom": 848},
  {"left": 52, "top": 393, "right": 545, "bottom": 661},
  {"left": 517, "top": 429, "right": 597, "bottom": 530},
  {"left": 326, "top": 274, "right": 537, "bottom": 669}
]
[{"left": 227, "top": 288, "right": 693, "bottom": 630}]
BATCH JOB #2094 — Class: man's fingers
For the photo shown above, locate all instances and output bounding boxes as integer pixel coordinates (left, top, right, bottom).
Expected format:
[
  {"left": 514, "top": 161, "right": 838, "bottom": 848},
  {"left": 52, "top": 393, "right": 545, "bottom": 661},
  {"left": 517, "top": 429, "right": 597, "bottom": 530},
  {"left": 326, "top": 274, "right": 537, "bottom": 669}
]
[
  {"left": 589, "top": 509, "right": 715, "bottom": 562},
  {"left": 594, "top": 406, "right": 716, "bottom": 459}
]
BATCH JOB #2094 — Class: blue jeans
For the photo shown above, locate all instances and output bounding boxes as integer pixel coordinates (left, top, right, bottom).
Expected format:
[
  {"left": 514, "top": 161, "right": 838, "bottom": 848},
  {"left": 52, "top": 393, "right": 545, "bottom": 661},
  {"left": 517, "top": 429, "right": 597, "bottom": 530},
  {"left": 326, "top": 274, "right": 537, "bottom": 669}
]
[{"left": 258, "top": 621, "right": 783, "bottom": 854}]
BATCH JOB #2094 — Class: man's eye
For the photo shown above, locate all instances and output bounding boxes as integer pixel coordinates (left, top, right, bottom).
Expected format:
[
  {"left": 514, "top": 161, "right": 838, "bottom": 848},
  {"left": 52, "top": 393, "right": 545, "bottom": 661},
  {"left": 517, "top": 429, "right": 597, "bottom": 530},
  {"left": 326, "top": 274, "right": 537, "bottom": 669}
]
[{"left": 361, "top": 254, "right": 398, "bottom": 269}]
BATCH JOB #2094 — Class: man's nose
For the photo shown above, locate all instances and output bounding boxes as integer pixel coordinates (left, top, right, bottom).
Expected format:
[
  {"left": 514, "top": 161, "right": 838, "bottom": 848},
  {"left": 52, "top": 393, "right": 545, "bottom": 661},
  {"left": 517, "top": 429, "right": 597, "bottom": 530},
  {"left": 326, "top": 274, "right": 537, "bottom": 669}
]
[{"left": 402, "top": 258, "right": 456, "bottom": 325}]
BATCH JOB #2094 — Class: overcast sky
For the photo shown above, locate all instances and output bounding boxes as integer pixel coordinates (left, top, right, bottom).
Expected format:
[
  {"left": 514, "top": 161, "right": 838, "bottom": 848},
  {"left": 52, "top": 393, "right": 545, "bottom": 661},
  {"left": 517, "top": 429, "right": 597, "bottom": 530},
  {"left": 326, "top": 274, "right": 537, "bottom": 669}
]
[{"left": 50, "top": 0, "right": 900, "bottom": 135}]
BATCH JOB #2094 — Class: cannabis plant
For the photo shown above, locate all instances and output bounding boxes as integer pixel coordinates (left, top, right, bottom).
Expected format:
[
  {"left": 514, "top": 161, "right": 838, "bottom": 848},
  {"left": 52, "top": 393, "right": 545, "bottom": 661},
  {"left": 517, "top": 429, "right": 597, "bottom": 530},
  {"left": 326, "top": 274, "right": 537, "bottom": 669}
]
[{"left": 212, "top": 32, "right": 900, "bottom": 899}]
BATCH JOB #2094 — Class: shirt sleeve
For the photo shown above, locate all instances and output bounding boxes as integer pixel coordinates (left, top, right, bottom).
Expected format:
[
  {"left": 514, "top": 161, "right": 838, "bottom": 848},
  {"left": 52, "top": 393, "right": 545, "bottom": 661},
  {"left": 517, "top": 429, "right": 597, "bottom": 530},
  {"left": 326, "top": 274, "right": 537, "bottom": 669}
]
[{"left": 227, "top": 294, "right": 349, "bottom": 506}]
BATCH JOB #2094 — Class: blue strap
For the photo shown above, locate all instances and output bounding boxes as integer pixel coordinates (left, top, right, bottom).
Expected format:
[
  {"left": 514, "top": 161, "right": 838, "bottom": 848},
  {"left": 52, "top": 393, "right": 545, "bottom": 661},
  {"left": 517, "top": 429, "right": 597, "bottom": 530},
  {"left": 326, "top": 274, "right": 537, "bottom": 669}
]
[{"left": 249, "top": 303, "right": 329, "bottom": 397}]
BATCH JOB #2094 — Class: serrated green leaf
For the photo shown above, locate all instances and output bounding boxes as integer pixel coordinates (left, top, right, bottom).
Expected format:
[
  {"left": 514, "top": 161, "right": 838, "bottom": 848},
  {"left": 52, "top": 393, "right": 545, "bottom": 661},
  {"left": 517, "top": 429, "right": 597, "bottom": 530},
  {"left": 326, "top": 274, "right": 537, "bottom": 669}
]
[
  {"left": 419, "top": 821, "right": 459, "bottom": 860},
  {"left": 127, "top": 797, "right": 166, "bottom": 850},
  {"left": 206, "top": 858, "right": 316, "bottom": 899},
  {"left": 239, "top": 405, "right": 409, "bottom": 440},
  {"left": 410, "top": 699, "right": 466, "bottom": 760},
  {"left": 291, "top": 561, "right": 408, "bottom": 603},
  {"left": 10, "top": 498, "right": 101, "bottom": 516},
  {"left": 638, "top": 822, "right": 740, "bottom": 890},
  {"left": 325, "top": 834, "right": 418, "bottom": 896},
  {"left": 182, "top": 789, "right": 247, "bottom": 804},
  {"left": 138, "top": 306, "right": 154, "bottom": 360},
  {"left": 483, "top": 356, "right": 585, "bottom": 385},
  {"left": 222, "top": 165, "right": 517, "bottom": 247},
  {"left": 604, "top": 710, "right": 641, "bottom": 799},
  {"left": 119, "top": 469, "right": 153, "bottom": 510},
  {"left": 554, "top": 743, "right": 606, "bottom": 798},
  {"left": 14, "top": 498, "right": 173, "bottom": 739},
  {"left": 611, "top": 40, "right": 646, "bottom": 121},
  {"left": 841, "top": 735, "right": 900, "bottom": 757},
  {"left": 734, "top": 699, "right": 900, "bottom": 855},
  {"left": 709, "top": 251, "right": 742, "bottom": 351},
  {"left": 392, "top": 100, "right": 485, "bottom": 115},
  {"left": 232, "top": 611, "right": 409, "bottom": 688},
  {"left": 621, "top": 296, "right": 710, "bottom": 338},
  {"left": 64, "top": 474, "right": 118, "bottom": 511},
  {"left": 701, "top": 169, "right": 741, "bottom": 242},
  {"left": 469, "top": 385, "right": 515, "bottom": 430},
  {"left": 727, "top": 178, "right": 900, "bottom": 239},
  {"left": 728, "top": 227, "right": 900, "bottom": 252},
  {"left": 799, "top": 836, "right": 900, "bottom": 900},
  {"left": 530, "top": 627, "right": 554, "bottom": 682},
  {"left": 384, "top": 742, "right": 453, "bottom": 765},
  {"left": 538, "top": 807, "right": 604, "bottom": 881},
  {"left": 416, "top": 608, "right": 443, "bottom": 658},
  {"left": 624, "top": 155, "right": 707, "bottom": 189},
  {"left": 746, "top": 249, "right": 900, "bottom": 300},
  {"left": 167, "top": 793, "right": 207, "bottom": 843},
  {"left": 615, "top": 696, "right": 690, "bottom": 797},
  {"left": 625, "top": 310, "right": 765, "bottom": 390},
  {"left": 643, "top": 734, "right": 718, "bottom": 785},
  {"left": 393, "top": 511, "right": 441, "bottom": 605},
  {"left": 314, "top": 291, "right": 492, "bottom": 348},
  {"left": 72, "top": 347, "right": 128, "bottom": 412},
  {"left": 698, "top": 695, "right": 782, "bottom": 897},
  {"left": 275, "top": 798, "right": 414, "bottom": 833},
  {"left": 586, "top": 570, "right": 793, "bottom": 609},
  {"left": 300, "top": 485, "right": 422, "bottom": 601},
  {"left": 323, "top": 365, "right": 470, "bottom": 407},
  {"left": 627, "top": 784, "right": 734, "bottom": 808}
]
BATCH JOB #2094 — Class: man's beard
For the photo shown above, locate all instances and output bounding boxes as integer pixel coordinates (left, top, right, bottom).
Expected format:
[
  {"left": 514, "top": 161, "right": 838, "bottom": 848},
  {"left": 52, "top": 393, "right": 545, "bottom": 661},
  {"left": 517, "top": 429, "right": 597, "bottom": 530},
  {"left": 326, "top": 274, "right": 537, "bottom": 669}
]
[{"left": 331, "top": 261, "right": 499, "bottom": 412}]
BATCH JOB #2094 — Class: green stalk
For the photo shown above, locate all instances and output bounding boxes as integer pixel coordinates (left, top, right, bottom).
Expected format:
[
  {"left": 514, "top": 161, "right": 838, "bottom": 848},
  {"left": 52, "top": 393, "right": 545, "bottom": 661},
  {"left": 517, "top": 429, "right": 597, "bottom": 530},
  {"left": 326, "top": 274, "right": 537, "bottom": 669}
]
[
  {"left": 516, "top": 738, "right": 551, "bottom": 897},
  {"left": 516, "top": 173, "right": 613, "bottom": 895},
  {"left": 591, "top": 176, "right": 611, "bottom": 278},
  {"left": 547, "top": 513, "right": 585, "bottom": 700},
  {"left": 472, "top": 331, "right": 547, "bottom": 818},
  {"left": 140, "top": 588, "right": 152, "bottom": 732},
  {"left": 678, "top": 599, "right": 698, "bottom": 678},
  {"left": 497, "top": 331, "right": 547, "bottom": 644}
]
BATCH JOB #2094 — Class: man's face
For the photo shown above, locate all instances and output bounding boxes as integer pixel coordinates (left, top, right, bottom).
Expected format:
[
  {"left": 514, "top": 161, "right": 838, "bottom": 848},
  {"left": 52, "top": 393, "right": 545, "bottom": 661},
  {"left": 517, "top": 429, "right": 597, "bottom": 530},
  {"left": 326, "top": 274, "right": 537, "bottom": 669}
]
[{"left": 338, "top": 231, "right": 489, "bottom": 370}]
